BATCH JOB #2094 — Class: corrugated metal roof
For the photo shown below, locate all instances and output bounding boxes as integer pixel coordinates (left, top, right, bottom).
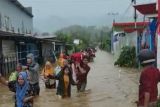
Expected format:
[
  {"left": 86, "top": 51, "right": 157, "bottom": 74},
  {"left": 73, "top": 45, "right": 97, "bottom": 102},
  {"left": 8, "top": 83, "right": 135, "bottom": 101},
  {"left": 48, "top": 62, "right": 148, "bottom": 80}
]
[
  {"left": 35, "top": 35, "right": 57, "bottom": 39},
  {"left": 0, "top": 30, "right": 64, "bottom": 44}
]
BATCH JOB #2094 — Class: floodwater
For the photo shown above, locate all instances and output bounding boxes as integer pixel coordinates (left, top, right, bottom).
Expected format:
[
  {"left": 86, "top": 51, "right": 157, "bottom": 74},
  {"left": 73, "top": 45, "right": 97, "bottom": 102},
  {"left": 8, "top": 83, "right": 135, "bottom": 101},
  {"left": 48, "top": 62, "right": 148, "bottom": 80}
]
[{"left": 0, "top": 50, "right": 140, "bottom": 107}]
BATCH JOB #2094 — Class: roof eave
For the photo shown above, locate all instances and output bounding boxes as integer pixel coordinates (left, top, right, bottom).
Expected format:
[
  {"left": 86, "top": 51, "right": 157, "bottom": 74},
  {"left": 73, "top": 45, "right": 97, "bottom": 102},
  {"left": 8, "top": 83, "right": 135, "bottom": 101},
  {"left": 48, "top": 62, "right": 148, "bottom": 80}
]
[
  {"left": 9, "top": 0, "right": 33, "bottom": 17},
  {"left": 133, "top": 2, "right": 157, "bottom": 16}
]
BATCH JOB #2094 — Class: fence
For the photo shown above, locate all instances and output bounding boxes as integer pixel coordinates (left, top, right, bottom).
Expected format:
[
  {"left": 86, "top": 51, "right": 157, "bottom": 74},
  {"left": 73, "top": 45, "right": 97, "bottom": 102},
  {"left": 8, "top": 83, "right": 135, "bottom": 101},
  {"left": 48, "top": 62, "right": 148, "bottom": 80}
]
[
  {"left": 0, "top": 55, "right": 17, "bottom": 77},
  {"left": 0, "top": 49, "right": 41, "bottom": 77}
]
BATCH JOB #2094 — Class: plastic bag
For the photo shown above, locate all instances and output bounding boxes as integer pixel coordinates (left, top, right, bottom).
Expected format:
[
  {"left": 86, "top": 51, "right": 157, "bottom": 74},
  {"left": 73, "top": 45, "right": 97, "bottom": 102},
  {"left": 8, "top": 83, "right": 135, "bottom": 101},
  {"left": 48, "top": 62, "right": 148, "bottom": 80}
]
[{"left": 9, "top": 72, "right": 18, "bottom": 82}]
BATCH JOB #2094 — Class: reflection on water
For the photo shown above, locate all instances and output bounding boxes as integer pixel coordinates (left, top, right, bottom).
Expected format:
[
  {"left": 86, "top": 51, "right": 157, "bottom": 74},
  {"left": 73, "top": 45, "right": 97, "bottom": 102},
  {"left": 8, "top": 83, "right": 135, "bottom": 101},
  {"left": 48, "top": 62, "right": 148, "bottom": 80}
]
[{"left": 0, "top": 51, "right": 139, "bottom": 107}]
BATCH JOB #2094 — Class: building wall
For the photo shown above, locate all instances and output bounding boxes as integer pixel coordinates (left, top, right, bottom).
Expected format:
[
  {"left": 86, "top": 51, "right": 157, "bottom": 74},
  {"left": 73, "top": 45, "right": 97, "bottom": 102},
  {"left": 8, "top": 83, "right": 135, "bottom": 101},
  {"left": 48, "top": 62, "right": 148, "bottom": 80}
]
[
  {"left": 1, "top": 40, "right": 16, "bottom": 76},
  {"left": 0, "top": 0, "right": 33, "bottom": 34},
  {"left": 2, "top": 40, "right": 16, "bottom": 57},
  {"left": 42, "top": 43, "right": 54, "bottom": 62},
  {"left": 113, "top": 31, "right": 138, "bottom": 62},
  {"left": 126, "top": 32, "right": 138, "bottom": 48}
]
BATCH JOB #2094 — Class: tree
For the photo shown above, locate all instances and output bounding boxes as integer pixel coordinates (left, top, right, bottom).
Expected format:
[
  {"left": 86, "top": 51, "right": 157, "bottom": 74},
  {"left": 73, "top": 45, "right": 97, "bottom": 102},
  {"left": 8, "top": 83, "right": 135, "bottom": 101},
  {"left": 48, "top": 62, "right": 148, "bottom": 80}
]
[{"left": 55, "top": 25, "right": 112, "bottom": 52}]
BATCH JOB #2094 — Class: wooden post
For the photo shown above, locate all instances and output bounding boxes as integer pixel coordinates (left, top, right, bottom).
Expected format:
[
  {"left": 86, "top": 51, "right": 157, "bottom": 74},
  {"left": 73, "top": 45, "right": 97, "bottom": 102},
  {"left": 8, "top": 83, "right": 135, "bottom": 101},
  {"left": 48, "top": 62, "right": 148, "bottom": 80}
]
[{"left": 133, "top": 0, "right": 137, "bottom": 29}]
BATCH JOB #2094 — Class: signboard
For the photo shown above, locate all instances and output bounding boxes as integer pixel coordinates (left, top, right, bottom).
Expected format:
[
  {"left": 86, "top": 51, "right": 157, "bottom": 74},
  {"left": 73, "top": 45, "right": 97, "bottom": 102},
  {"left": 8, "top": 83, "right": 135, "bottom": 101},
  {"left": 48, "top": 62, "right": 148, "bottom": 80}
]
[{"left": 73, "top": 39, "right": 80, "bottom": 45}]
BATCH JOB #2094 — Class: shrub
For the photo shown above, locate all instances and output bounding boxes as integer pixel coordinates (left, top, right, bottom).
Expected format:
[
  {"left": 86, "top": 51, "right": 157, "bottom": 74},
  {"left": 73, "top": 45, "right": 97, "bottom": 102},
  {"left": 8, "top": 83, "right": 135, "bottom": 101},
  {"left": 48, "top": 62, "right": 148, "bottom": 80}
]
[{"left": 114, "top": 46, "right": 136, "bottom": 67}]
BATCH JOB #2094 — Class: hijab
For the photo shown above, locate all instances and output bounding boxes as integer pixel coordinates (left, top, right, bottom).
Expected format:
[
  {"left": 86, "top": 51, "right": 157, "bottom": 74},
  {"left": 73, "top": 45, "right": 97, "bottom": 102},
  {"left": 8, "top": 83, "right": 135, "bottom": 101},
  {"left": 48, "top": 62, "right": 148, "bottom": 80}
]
[{"left": 16, "top": 72, "right": 29, "bottom": 107}]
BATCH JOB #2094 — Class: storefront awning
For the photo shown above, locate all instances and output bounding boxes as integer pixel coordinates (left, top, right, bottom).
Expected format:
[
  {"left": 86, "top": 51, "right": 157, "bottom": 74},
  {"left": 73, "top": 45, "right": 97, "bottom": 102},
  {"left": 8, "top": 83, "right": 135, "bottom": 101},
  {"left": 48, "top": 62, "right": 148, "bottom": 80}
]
[
  {"left": 113, "top": 22, "right": 149, "bottom": 27},
  {"left": 134, "top": 3, "right": 157, "bottom": 16},
  {"left": 113, "top": 22, "right": 149, "bottom": 33}
]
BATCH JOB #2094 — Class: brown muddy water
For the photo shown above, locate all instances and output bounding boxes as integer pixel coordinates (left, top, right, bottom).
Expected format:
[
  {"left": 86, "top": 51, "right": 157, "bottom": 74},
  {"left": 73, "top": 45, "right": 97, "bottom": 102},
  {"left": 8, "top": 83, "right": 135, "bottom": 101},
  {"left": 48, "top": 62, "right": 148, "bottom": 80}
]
[{"left": 0, "top": 50, "right": 140, "bottom": 107}]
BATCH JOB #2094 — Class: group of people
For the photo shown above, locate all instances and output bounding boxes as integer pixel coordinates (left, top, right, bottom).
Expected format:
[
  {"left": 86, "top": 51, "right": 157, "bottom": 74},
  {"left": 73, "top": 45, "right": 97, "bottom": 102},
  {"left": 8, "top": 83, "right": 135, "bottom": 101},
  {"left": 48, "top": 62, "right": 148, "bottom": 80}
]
[
  {"left": 0, "top": 50, "right": 91, "bottom": 107},
  {"left": 0, "top": 53, "right": 39, "bottom": 107},
  {"left": 41, "top": 51, "right": 91, "bottom": 98},
  {"left": 2, "top": 47, "right": 160, "bottom": 107}
]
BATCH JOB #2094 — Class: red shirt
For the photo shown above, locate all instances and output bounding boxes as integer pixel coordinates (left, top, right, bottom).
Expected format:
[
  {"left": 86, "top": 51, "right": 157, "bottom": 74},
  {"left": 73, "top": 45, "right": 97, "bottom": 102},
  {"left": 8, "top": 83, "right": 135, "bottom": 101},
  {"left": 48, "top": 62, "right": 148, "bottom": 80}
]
[
  {"left": 76, "top": 64, "right": 90, "bottom": 83},
  {"left": 138, "top": 66, "right": 160, "bottom": 106}
]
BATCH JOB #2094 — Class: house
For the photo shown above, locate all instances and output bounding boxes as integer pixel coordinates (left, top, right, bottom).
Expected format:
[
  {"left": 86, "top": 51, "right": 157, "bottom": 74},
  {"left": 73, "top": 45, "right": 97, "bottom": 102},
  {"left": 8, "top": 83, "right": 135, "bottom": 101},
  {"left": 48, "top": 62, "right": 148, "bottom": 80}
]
[
  {"left": 35, "top": 34, "right": 65, "bottom": 63},
  {"left": 0, "top": 0, "right": 41, "bottom": 75},
  {"left": 112, "top": 22, "right": 149, "bottom": 62},
  {"left": 134, "top": 2, "right": 158, "bottom": 67}
]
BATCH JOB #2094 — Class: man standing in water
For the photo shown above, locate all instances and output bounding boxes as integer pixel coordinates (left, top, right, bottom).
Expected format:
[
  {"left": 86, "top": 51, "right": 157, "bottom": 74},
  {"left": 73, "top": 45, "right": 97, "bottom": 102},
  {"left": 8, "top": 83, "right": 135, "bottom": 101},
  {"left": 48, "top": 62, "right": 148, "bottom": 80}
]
[
  {"left": 27, "top": 53, "right": 40, "bottom": 96},
  {"left": 138, "top": 49, "right": 160, "bottom": 107}
]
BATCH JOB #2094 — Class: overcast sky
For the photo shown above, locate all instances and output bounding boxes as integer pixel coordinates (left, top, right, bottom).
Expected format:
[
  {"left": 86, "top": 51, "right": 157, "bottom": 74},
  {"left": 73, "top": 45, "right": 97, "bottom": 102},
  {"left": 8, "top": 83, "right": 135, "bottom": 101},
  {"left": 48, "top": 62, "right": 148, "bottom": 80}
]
[{"left": 18, "top": 0, "right": 156, "bottom": 32}]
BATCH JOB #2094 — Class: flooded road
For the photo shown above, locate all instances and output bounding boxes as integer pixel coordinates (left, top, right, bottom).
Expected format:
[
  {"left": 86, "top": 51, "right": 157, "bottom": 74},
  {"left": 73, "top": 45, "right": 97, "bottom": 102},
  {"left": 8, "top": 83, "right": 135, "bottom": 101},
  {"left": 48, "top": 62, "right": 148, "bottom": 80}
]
[{"left": 0, "top": 50, "right": 140, "bottom": 107}]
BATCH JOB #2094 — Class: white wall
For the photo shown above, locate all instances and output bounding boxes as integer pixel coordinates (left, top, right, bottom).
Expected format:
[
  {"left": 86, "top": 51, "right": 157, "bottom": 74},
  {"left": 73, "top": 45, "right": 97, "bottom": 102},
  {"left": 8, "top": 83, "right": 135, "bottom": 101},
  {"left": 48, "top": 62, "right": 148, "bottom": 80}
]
[
  {"left": 126, "top": 32, "right": 137, "bottom": 47},
  {"left": 0, "top": 0, "right": 33, "bottom": 34},
  {"left": 113, "top": 31, "right": 138, "bottom": 62}
]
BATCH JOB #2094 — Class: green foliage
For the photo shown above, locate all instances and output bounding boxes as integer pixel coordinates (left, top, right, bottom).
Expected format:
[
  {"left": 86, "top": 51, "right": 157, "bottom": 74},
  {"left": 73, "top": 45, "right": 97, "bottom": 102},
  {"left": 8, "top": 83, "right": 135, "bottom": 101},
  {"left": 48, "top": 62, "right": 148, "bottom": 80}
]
[
  {"left": 99, "top": 30, "right": 112, "bottom": 52},
  {"left": 55, "top": 25, "right": 111, "bottom": 51},
  {"left": 66, "top": 45, "right": 73, "bottom": 50},
  {"left": 114, "top": 46, "right": 136, "bottom": 67}
]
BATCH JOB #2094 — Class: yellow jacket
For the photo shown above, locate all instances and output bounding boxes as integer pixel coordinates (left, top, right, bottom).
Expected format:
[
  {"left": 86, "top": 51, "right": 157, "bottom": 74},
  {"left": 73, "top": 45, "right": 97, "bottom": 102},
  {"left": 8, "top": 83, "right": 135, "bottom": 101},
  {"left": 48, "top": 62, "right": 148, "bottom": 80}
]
[{"left": 42, "top": 61, "right": 54, "bottom": 77}]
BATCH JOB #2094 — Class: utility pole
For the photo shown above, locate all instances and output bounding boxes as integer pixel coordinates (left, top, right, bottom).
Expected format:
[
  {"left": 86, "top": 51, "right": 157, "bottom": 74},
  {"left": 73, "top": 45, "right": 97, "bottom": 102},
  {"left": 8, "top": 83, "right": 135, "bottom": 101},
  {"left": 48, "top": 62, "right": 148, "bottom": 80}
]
[
  {"left": 107, "top": 12, "right": 118, "bottom": 53},
  {"left": 132, "top": 0, "right": 137, "bottom": 28}
]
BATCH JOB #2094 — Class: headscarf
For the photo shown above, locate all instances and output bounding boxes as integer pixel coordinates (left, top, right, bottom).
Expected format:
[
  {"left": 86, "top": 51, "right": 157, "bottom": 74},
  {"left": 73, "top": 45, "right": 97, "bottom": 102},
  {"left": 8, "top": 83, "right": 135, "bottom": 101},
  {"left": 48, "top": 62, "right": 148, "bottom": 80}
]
[
  {"left": 42, "top": 61, "right": 54, "bottom": 76},
  {"left": 27, "top": 53, "right": 35, "bottom": 66},
  {"left": 16, "top": 72, "right": 29, "bottom": 107}
]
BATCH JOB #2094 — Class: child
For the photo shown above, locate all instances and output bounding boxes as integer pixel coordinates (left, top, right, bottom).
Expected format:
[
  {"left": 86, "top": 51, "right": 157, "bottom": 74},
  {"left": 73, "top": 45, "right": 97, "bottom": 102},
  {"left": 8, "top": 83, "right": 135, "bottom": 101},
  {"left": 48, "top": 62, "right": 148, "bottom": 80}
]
[
  {"left": 9, "top": 63, "right": 22, "bottom": 82},
  {"left": 8, "top": 63, "right": 23, "bottom": 92},
  {"left": 55, "top": 66, "right": 76, "bottom": 99},
  {"left": 41, "top": 61, "right": 55, "bottom": 88},
  {"left": 8, "top": 72, "right": 34, "bottom": 107}
]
